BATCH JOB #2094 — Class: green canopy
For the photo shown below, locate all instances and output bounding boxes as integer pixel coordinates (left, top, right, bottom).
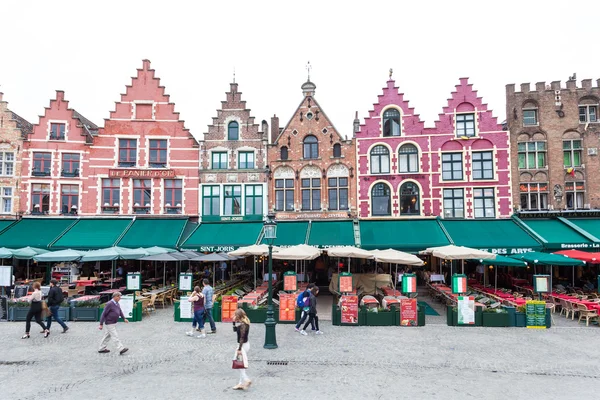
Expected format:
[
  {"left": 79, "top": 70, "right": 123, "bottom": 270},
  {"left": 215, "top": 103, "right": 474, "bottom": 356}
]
[
  {"left": 479, "top": 255, "right": 527, "bottom": 267},
  {"left": 0, "top": 247, "right": 13, "bottom": 259},
  {"left": 80, "top": 247, "right": 148, "bottom": 262},
  {"left": 11, "top": 247, "right": 49, "bottom": 260},
  {"left": 33, "top": 249, "right": 86, "bottom": 262},
  {"left": 144, "top": 246, "right": 177, "bottom": 256},
  {"left": 510, "top": 251, "right": 585, "bottom": 266}
]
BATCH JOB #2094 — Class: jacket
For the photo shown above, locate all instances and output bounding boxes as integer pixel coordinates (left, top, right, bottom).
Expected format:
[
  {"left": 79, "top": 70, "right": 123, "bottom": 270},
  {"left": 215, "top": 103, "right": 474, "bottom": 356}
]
[
  {"left": 202, "top": 285, "right": 214, "bottom": 308},
  {"left": 99, "top": 300, "right": 125, "bottom": 325},
  {"left": 234, "top": 322, "right": 249, "bottom": 350},
  {"left": 308, "top": 293, "right": 318, "bottom": 314},
  {"left": 47, "top": 286, "right": 63, "bottom": 307}
]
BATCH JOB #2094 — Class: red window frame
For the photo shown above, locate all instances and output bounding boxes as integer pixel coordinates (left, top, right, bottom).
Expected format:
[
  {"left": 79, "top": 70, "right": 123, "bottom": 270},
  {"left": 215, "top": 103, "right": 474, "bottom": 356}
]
[
  {"left": 133, "top": 179, "right": 152, "bottom": 208},
  {"left": 33, "top": 152, "right": 52, "bottom": 173},
  {"left": 31, "top": 183, "right": 50, "bottom": 212},
  {"left": 102, "top": 178, "right": 120, "bottom": 207},
  {"left": 119, "top": 139, "right": 137, "bottom": 164},
  {"left": 164, "top": 179, "right": 182, "bottom": 210},
  {"left": 149, "top": 139, "right": 167, "bottom": 165},
  {"left": 61, "top": 185, "right": 79, "bottom": 214},
  {"left": 50, "top": 123, "right": 65, "bottom": 140},
  {"left": 62, "top": 153, "right": 80, "bottom": 174}
]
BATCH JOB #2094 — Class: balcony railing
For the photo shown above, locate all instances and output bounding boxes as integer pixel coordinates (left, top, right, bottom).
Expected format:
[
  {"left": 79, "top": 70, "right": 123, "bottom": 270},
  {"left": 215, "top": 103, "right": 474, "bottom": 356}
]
[
  {"left": 164, "top": 206, "right": 182, "bottom": 215},
  {"left": 118, "top": 161, "right": 136, "bottom": 167},
  {"left": 31, "top": 169, "right": 51, "bottom": 177},
  {"left": 49, "top": 135, "right": 65, "bottom": 140},
  {"left": 149, "top": 162, "right": 167, "bottom": 168},
  {"left": 61, "top": 169, "right": 80, "bottom": 177}
]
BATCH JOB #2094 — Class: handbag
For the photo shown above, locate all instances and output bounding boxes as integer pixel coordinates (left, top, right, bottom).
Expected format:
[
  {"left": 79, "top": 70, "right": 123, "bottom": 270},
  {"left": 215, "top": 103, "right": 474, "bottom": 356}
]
[
  {"left": 232, "top": 354, "right": 245, "bottom": 369},
  {"left": 41, "top": 301, "right": 51, "bottom": 319}
]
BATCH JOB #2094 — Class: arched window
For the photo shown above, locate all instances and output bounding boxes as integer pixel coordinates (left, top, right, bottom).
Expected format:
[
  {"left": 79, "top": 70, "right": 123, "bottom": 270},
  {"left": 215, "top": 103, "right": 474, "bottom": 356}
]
[
  {"left": 370, "top": 145, "right": 390, "bottom": 174},
  {"left": 228, "top": 121, "right": 239, "bottom": 140},
  {"left": 303, "top": 135, "right": 318, "bottom": 159},
  {"left": 383, "top": 108, "right": 401, "bottom": 137},
  {"left": 280, "top": 146, "right": 288, "bottom": 160},
  {"left": 398, "top": 144, "right": 418, "bottom": 173},
  {"left": 371, "top": 183, "right": 391, "bottom": 216},
  {"left": 399, "top": 182, "right": 420, "bottom": 215},
  {"left": 333, "top": 143, "right": 342, "bottom": 158}
]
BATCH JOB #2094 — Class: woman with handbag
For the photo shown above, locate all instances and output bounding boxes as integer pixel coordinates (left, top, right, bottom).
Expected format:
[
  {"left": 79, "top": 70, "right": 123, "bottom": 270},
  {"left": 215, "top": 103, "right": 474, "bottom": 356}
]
[
  {"left": 231, "top": 308, "right": 251, "bottom": 390},
  {"left": 22, "top": 282, "right": 49, "bottom": 339}
]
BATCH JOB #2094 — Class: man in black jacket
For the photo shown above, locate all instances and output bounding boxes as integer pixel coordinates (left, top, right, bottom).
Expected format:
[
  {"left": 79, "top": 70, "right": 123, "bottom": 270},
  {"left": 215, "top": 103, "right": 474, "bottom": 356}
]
[{"left": 46, "top": 279, "right": 68, "bottom": 333}]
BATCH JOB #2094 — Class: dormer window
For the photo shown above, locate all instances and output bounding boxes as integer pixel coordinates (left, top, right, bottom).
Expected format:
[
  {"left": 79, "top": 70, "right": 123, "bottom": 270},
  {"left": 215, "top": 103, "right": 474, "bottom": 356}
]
[
  {"left": 383, "top": 109, "right": 400, "bottom": 137},
  {"left": 456, "top": 113, "right": 475, "bottom": 137},
  {"left": 228, "top": 121, "right": 239, "bottom": 140},
  {"left": 50, "top": 123, "right": 65, "bottom": 140}
]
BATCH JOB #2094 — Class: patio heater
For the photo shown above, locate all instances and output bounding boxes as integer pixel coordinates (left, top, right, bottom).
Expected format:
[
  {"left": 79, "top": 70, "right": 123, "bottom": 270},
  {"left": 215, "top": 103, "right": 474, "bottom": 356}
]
[{"left": 263, "top": 213, "right": 278, "bottom": 349}]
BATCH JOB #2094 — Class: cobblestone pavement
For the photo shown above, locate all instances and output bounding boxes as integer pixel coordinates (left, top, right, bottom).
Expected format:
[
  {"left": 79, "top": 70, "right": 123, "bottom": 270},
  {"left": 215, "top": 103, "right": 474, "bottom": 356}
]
[{"left": 1, "top": 298, "right": 599, "bottom": 400}]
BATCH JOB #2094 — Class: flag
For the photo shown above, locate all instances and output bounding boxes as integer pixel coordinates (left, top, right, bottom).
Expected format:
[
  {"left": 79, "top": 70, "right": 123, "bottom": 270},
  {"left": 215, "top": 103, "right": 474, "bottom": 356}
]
[
  {"left": 567, "top": 167, "right": 575, "bottom": 177},
  {"left": 452, "top": 275, "right": 467, "bottom": 294},
  {"left": 402, "top": 274, "right": 416, "bottom": 293}
]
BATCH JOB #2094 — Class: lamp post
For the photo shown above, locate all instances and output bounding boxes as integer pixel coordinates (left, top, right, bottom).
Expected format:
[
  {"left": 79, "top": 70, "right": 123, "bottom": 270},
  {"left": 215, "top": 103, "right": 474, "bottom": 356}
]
[{"left": 263, "top": 213, "right": 278, "bottom": 349}]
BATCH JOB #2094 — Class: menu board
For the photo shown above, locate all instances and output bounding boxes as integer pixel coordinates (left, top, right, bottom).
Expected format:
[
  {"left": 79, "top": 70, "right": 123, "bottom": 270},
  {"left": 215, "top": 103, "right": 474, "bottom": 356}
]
[
  {"left": 400, "top": 298, "right": 417, "bottom": 326},
  {"left": 0, "top": 296, "right": 7, "bottom": 322},
  {"left": 0, "top": 266, "right": 12, "bottom": 286},
  {"left": 14, "top": 285, "right": 29, "bottom": 299},
  {"left": 339, "top": 273, "right": 353, "bottom": 293},
  {"left": 283, "top": 273, "right": 297, "bottom": 292},
  {"left": 278, "top": 293, "right": 296, "bottom": 321},
  {"left": 119, "top": 295, "right": 134, "bottom": 319},
  {"left": 533, "top": 275, "right": 549, "bottom": 293},
  {"left": 402, "top": 274, "right": 417, "bottom": 294},
  {"left": 457, "top": 296, "right": 475, "bottom": 325},
  {"left": 126, "top": 273, "right": 142, "bottom": 291},
  {"left": 452, "top": 274, "right": 467, "bottom": 294},
  {"left": 221, "top": 295, "right": 238, "bottom": 323},
  {"left": 179, "top": 297, "right": 192, "bottom": 319},
  {"left": 179, "top": 273, "right": 193, "bottom": 291},
  {"left": 340, "top": 295, "right": 358, "bottom": 324},
  {"left": 526, "top": 300, "right": 546, "bottom": 329}
]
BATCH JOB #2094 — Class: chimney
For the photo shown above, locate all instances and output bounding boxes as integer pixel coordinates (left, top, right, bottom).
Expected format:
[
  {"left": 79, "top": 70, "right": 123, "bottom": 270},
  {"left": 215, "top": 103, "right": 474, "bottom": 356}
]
[
  {"left": 353, "top": 111, "right": 360, "bottom": 136},
  {"left": 550, "top": 81, "right": 561, "bottom": 90},
  {"left": 520, "top": 83, "right": 530, "bottom": 93},
  {"left": 270, "top": 115, "right": 279, "bottom": 144},
  {"left": 535, "top": 82, "right": 546, "bottom": 92},
  {"left": 506, "top": 84, "right": 515, "bottom": 95},
  {"left": 566, "top": 80, "right": 577, "bottom": 89},
  {"left": 582, "top": 79, "right": 592, "bottom": 90}
]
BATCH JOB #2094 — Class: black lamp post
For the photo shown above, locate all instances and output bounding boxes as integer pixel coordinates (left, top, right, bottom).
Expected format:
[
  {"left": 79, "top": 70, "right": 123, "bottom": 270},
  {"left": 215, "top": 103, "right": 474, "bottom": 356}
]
[{"left": 263, "top": 213, "right": 278, "bottom": 349}]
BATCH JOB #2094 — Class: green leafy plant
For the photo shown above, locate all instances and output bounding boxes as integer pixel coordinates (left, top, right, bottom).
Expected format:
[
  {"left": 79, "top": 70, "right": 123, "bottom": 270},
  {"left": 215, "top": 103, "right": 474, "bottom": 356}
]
[
  {"left": 60, "top": 300, "right": 69, "bottom": 307},
  {"left": 483, "top": 307, "right": 507, "bottom": 313},
  {"left": 8, "top": 300, "right": 31, "bottom": 307},
  {"left": 516, "top": 305, "right": 526, "bottom": 313},
  {"left": 73, "top": 300, "right": 101, "bottom": 308}
]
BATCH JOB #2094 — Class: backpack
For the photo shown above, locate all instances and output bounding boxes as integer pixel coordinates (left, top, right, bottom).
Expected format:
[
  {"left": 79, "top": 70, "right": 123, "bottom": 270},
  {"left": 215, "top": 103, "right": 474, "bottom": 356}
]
[
  {"left": 296, "top": 290, "right": 310, "bottom": 307},
  {"left": 55, "top": 287, "right": 64, "bottom": 304}
]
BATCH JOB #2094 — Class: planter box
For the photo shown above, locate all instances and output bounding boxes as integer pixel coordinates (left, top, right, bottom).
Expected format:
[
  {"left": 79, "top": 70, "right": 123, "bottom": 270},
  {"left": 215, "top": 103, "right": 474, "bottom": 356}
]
[
  {"left": 447, "top": 307, "right": 482, "bottom": 326},
  {"left": 48, "top": 306, "right": 70, "bottom": 322},
  {"left": 9, "top": 307, "right": 29, "bottom": 321},
  {"left": 71, "top": 307, "right": 99, "bottom": 322},
  {"left": 482, "top": 312, "right": 509, "bottom": 327},
  {"left": 546, "top": 308, "right": 552, "bottom": 328},
  {"left": 243, "top": 307, "right": 268, "bottom": 323},
  {"left": 515, "top": 312, "right": 527, "bottom": 327},
  {"left": 417, "top": 306, "right": 425, "bottom": 327},
  {"left": 365, "top": 310, "right": 396, "bottom": 326},
  {"left": 174, "top": 302, "right": 221, "bottom": 323}
]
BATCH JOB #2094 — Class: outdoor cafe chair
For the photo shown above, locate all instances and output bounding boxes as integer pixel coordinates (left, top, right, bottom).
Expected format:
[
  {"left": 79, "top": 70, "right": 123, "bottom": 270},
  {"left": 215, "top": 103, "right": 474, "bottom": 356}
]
[
  {"left": 568, "top": 301, "right": 579, "bottom": 320},
  {"left": 155, "top": 292, "right": 168, "bottom": 308},
  {"left": 141, "top": 299, "right": 151, "bottom": 317},
  {"left": 147, "top": 294, "right": 157, "bottom": 312},
  {"left": 560, "top": 299, "right": 571, "bottom": 319},
  {"left": 577, "top": 304, "right": 598, "bottom": 327}
]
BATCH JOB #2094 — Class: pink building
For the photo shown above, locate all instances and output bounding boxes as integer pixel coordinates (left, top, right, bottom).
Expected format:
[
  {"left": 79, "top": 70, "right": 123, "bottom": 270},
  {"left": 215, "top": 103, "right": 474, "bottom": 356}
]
[{"left": 356, "top": 77, "right": 512, "bottom": 219}]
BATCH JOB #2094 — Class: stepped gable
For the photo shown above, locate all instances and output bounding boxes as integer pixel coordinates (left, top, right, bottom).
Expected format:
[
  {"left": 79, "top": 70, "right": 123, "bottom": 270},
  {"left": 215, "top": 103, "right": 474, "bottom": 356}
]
[
  {"left": 8, "top": 110, "right": 33, "bottom": 138},
  {"left": 204, "top": 82, "right": 260, "bottom": 140}
]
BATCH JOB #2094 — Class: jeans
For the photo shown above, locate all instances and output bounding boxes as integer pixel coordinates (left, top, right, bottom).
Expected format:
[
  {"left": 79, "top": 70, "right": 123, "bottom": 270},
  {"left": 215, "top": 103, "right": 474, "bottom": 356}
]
[
  {"left": 303, "top": 313, "right": 319, "bottom": 331},
  {"left": 296, "top": 310, "right": 315, "bottom": 330},
  {"left": 192, "top": 309, "right": 205, "bottom": 330},
  {"left": 46, "top": 305, "right": 68, "bottom": 330},
  {"left": 205, "top": 307, "right": 216, "bottom": 331}
]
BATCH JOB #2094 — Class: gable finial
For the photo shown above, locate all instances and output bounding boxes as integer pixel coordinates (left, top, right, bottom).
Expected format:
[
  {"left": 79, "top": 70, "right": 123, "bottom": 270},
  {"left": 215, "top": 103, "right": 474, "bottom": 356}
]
[
  {"left": 306, "top": 61, "right": 312, "bottom": 81},
  {"left": 389, "top": 68, "right": 393, "bottom": 79},
  {"left": 233, "top": 67, "right": 236, "bottom": 83}
]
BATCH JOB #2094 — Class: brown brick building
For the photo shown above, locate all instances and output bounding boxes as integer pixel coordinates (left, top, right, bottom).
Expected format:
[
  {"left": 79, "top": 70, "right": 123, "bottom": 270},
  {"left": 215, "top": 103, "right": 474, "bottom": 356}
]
[
  {"left": 506, "top": 78, "right": 600, "bottom": 212},
  {"left": 267, "top": 79, "right": 356, "bottom": 220}
]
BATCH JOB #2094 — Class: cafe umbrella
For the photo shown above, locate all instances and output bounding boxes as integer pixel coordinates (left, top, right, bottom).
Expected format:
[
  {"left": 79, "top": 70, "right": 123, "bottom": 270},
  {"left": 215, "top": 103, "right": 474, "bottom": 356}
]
[
  {"left": 511, "top": 251, "right": 585, "bottom": 288},
  {"left": 421, "top": 245, "right": 496, "bottom": 274},
  {"left": 191, "top": 253, "right": 231, "bottom": 287},
  {"left": 140, "top": 252, "right": 188, "bottom": 287},
  {"left": 228, "top": 245, "right": 281, "bottom": 288},
  {"left": 477, "top": 255, "right": 527, "bottom": 292},
  {"left": 81, "top": 247, "right": 149, "bottom": 288},
  {"left": 11, "top": 247, "right": 49, "bottom": 279},
  {"left": 371, "top": 249, "right": 425, "bottom": 289}
]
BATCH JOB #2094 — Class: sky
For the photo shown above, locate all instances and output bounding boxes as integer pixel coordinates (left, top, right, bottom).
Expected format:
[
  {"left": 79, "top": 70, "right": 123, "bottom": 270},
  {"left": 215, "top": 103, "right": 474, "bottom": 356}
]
[{"left": 2, "top": 0, "right": 598, "bottom": 141}]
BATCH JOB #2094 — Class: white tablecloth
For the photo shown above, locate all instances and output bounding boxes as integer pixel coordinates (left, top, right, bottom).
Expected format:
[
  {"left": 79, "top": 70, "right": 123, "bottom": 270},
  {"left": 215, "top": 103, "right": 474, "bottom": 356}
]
[{"left": 429, "top": 274, "right": 445, "bottom": 283}]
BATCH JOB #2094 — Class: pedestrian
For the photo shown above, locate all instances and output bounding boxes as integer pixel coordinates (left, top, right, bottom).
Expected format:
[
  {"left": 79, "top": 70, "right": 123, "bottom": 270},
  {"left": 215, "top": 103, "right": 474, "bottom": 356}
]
[
  {"left": 98, "top": 292, "right": 129, "bottom": 355},
  {"left": 22, "top": 281, "right": 49, "bottom": 339},
  {"left": 202, "top": 278, "right": 217, "bottom": 334},
  {"left": 300, "top": 286, "right": 323, "bottom": 335},
  {"left": 46, "top": 279, "right": 68, "bottom": 333},
  {"left": 295, "top": 283, "right": 315, "bottom": 332},
  {"left": 186, "top": 286, "right": 206, "bottom": 338},
  {"left": 232, "top": 308, "right": 251, "bottom": 390}
]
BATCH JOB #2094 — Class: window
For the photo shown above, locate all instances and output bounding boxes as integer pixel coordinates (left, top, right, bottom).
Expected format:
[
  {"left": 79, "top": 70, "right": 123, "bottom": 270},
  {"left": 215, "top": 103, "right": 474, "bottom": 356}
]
[
  {"left": 31, "top": 183, "right": 50, "bottom": 214},
  {"left": 301, "top": 178, "right": 321, "bottom": 211},
  {"left": 370, "top": 145, "right": 390, "bottom": 174},
  {"left": 523, "top": 109, "right": 538, "bottom": 126},
  {"left": 164, "top": 179, "right": 182, "bottom": 214},
  {"left": 202, "top": 185, "right": 220, "bottom": 216},
  {"left": 518, "top": 142, "right": 546, "bottom": 169},
  {"left": 0, "top": 152, "right": 14, "bottom": 176},
  {"left": 245, "top": 185, "right": 263, "bottom": 216},
  {"left": 1, "top": 187, "right": 12, "bottom": 214},
  {"left": 333, "top": 143, "right": 342, "bottom": 158},
  {"left": 101, "top": 178, "right": 120, "bottom": 212},
  {"left": 61, "top": 153, "right": 80, "bottom": 177},
  {"left": 133, "top": 179, "right": 151, "bottom": 213},
  {"left": 399, "top": 182, "right": 419, "bottom": 215},
  {"left": 579, "top": 105, "right": 598, "bottom": 123},
  {"left": 280, "top": 146, "right": 288, "bottom": 160},
  {"left": 275, "top": 179, "right": 294, "bottom": 211},
  {"left": 443, "top": 189, "right": 464, "bottom": 218},
  {"left": 456, "top": 113, "right": 476, "bottom": 137},
  {"left": 383, "top": 108, "right": 400, "bottom": 137},
  {"left": 118, "top": 139, "right": 137, "bottom": 167},
  {"left": 61, "top": 185, "right": 79, "bottom": 214},
  {"left": 212, "top": 152, "right": 228, "bottom": 169},
  {"left": 472, "top": 151, "right": 493, "bottom": 180},
  {"left": 149, "top": 139, "right": 167, "bottom": 167},
  {"left": 566, "top": 182, "right": 585, "bottom": 210},
  {"left": 473, "top": 188, "right": 495, "bottom": 218},
  {"left": 519, "top": 183, "right": 548, "bottom": 211},
  {"left": 371, "top": 183, "right": 391, "bottom": 216},
  {"left": 398, "top": 144, "right": 418, "bottom": 173},
  {"left": 442, "top": 153, "right": 463, "bottom": 180},
  {"left": 238, "top": 151, "right": 255, "bottom": 169},
  {"left": 224, "top": 185, "right": 242, "bottom": 215},
  {"left": 228, "top": 121, "right": 239, "bottom": 140},
  {"left": 32, "top": 152, "right": 51, "bottom": 176},
  {"left": 563, "top": 140, "right": 582, "bottom": 167},
  {"left": 328, "top": 177, "right": 348, "bottom": 211},
  {"left": 50, "top": 123, "right": 65, "bottom": 140},
  {"left": 303, "top": 135, "right": 318, "bottom": 159}
]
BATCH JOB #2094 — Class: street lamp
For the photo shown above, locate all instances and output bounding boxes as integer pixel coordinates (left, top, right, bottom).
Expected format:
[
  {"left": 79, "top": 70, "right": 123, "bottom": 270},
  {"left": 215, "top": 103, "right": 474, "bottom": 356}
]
[{"left": 263, "top": 213, "right": 278, "bottom": 349}]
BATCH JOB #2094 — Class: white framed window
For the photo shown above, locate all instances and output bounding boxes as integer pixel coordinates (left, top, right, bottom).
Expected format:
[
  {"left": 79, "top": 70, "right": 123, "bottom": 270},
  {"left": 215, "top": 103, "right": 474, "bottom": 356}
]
[
  {"left": 579, "top": 105, "right": 598, "bottom": 123},
  {"left": 563, "top": 140, "right": 582, "bottom": 167},
  {"left": 518, "top": 142, "right": 546, "bottom": 169},
  {"left": 456, "top": 113, "right": 475, "bottom": 137},
  {"left": 398, "top": 144, "right": 418, "bottom": 173},
  {"left": 473, "top": 188, "right": 495, "bottom": 218},
  {"left": 0, "top": 152, "right": 14, "bottom": 176},
  {"left": 443, "top": 188, "right": 464, "bottom": 218},
  {"left": 1, "top": 187, "right": 12, "bottom": 214}
]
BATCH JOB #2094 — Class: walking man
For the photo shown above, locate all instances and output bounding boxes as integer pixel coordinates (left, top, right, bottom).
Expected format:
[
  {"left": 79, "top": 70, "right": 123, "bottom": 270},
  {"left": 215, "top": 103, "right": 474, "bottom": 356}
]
[
  {"left": 46, "top": 279, "right": 68, "bottom": 333},
  {"left": 98, "top": 292, "right": 129, "bottom": 355},
  {"left": 202, "top": 279, "right": 217, "bottom": 334},
  {"left": 295, "top": 283, "right": 315, "bottom": 332}
]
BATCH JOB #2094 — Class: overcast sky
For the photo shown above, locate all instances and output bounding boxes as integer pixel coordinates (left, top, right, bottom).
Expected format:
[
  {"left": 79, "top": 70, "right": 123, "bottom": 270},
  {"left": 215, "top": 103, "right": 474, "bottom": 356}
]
[{"left": 2, "top": 0, "right": 598, "bottom": 141}]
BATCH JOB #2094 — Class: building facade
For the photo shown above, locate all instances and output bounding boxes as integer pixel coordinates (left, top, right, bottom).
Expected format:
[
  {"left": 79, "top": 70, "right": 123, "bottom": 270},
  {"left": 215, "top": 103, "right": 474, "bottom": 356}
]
[
  {"left": 199, "top": 82, "right": 268, "bottom": 222},
  {"left": 356, "top": 77, "right": 512, "bottom": 219},
  {"left": 506, "top": 78, "right": 600, "bottom": 212},
  {"left": 267, "top": 79, "right": 357, "bottom": 220}
]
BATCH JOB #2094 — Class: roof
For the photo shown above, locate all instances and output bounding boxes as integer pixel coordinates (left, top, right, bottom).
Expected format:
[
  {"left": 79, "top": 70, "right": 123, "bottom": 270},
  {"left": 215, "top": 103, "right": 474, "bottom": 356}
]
[
  {"left": 9, "top": 111, "right": 33, "bottom": 138},
  {"left": 73, "top": 110, "right": 99, "bottom": 136}
]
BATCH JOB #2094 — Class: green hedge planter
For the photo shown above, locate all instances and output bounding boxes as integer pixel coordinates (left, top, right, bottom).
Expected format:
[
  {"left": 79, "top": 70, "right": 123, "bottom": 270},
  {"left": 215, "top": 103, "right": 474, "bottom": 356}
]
[
  {"left": 447, "top": 306, "right": 483, "bottom": 326},
  {"left": 71, "top": 307, "right": 100, "bottom": 322},
  {"left": 482, "top": 312, "right": 509, "bottom": 327},
  {"left": 8, "top": 307, "right": 29, "bottom": 321},
  {"left": 417, "top": 306, "right": 425, "bottom": 327},
  {"left": 515, "top": 312, "right": 527, "bottom": 327},
  {"left": 365, "top": 310, "right": 396, "bottom": 326}
]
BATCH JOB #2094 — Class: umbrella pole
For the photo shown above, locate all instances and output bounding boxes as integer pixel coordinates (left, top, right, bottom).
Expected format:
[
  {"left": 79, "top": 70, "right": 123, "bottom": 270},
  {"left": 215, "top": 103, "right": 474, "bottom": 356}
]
[
  {"left": 254, "top": 256, "right": 257, "bottom": 289},
  {"left": 572, "top": 266, "right": 575, "bottom": 288},
  {"left": 495, "top": 267, "right": 497, "bottom": 293},
  {"left": 27, "top": 259, "right": 30, "bottom": 280},
  {"left": 163, "top": 261, "right": 166, "bottom": 287},
  {"left": 462, "top": 259, "right": 464, "bottom": 274},
  {"left": 395, "top": 264, "right": 398, "bottom": 290}
]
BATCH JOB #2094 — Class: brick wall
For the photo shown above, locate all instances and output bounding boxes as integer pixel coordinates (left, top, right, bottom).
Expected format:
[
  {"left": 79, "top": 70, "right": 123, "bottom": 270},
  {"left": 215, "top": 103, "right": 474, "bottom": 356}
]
[{"left": 0, "top": 93, "right": 26, "bottom": 218}]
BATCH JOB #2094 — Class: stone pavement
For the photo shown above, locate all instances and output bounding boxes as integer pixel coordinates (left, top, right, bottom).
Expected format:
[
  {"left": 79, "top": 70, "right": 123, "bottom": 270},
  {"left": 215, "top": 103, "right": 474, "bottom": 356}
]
[{"left": 1, "top": 298, "right": 600, "bottom": 400}]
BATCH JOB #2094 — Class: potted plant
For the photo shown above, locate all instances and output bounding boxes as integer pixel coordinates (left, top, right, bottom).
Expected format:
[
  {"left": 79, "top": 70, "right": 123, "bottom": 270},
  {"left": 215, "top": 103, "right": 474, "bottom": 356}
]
[
  {"left": 71, "top": 300, "right": 101, "bottom": 321},
  {"left": 8, "top": 299, "right": 31, "bottom": 321},
  {"left": 482, "top": 307, "right": 510, "bottom": 327}
]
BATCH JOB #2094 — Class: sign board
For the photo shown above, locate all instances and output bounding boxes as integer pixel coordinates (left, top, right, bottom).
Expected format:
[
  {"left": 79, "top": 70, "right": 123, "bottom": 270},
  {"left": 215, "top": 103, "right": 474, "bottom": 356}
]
[
  {"left": 339, "top": 272, "right": 353, "bottom": 293},
  {"left": 457, "top": 296, "right": 475, "bottom": 325},
  {"left": 402, "top": 273, "right": 417, "bottom": 294},
  {"left": 278, "top": 293, "right": 296, "bottom": 322},
  {"left": 119, "top": 295, "right": 134, "bottom": 320},
  {"left": 221, "top": 295, "right": 238, "bottom": 323},
  {"left": 178, "top": 273, "right": 193, "bottom": 291},
  {"left": 283, "top": 272, "right": 297, "bottom": 292},
  {"left": 533, "top": 275, "right": 549, "bottom": 293},
  {"left": 0, "top": 266, "right": 12, "bottom": 287},
  {"left": 400, "top": 298, "right": 417, "bottom": 326},
  {"left": 0, "top": 296, "right": 7, "bottom": 322},
  {"left": 526, "top": 300, "right": 547, "bottom": 329},
  {"left": 126, "top": 273, "right": 141, "bottom": 291},
  {"left": 452, "top": 274, "right": 467, "bottom": 294},
  {"left": 340, "top": 295, "right": 358, "bottom": 325},
  {"left": 108, "top": 169, "right": 175, "bottom": 178},
  {"left": 179, "top": 297, "right": 192, "bottom": 319}
]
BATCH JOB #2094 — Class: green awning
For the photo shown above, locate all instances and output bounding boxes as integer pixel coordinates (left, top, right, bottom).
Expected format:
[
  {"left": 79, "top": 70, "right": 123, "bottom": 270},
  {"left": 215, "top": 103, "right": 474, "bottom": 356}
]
[
  {"left": 51, "top": 219, "right": 133, "bottom": 250},
  {"left": 0, "top": 218, "right": 76, "bottom": 249},
  {"left": 261, "top": 221, "right": 309, "bottom": 247},
  {"left": 519, "top": 219, "right": 595, "bottom": 250},
  {"left": 0, "top": 220, "right": 16, "bottom": 234},
  {"left": 480, "top": 255, "right": 527, "bottom": 267},
  {"left": 440, "top": 219, "right": 542, "bottom": 255},
  {"left": 308, "top": 221, "right": 355, "bottom": 248},
  {"left": 181, "top": 222, "right": 263, "bottom": 251},
  {"left": 511, "top": 251, "right": 585, "bottom": 266},
  {"left": 564, "top": 218, "right": 600, "bottom": 240},
  {"left": 359, "top": 219, "right": 450, "bottom": 252},
  {"left": 117, "top": 218, "right": 187, "bottom": 249}
]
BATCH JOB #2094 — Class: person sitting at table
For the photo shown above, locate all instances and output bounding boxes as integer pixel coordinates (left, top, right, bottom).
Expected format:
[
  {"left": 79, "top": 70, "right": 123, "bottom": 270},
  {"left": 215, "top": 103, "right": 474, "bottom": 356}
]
[{"left": 116, "top": 265, "right": 124, "bottom": 277}]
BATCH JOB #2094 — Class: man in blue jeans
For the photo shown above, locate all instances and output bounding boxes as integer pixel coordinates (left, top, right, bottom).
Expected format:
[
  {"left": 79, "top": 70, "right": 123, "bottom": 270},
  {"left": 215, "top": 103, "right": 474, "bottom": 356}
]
[
  {"left": 46, "top": 279, "right": 68, "bottom": 333},
  {"left": 202, "top": 279, "right": 217, "bottom": 333}
]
